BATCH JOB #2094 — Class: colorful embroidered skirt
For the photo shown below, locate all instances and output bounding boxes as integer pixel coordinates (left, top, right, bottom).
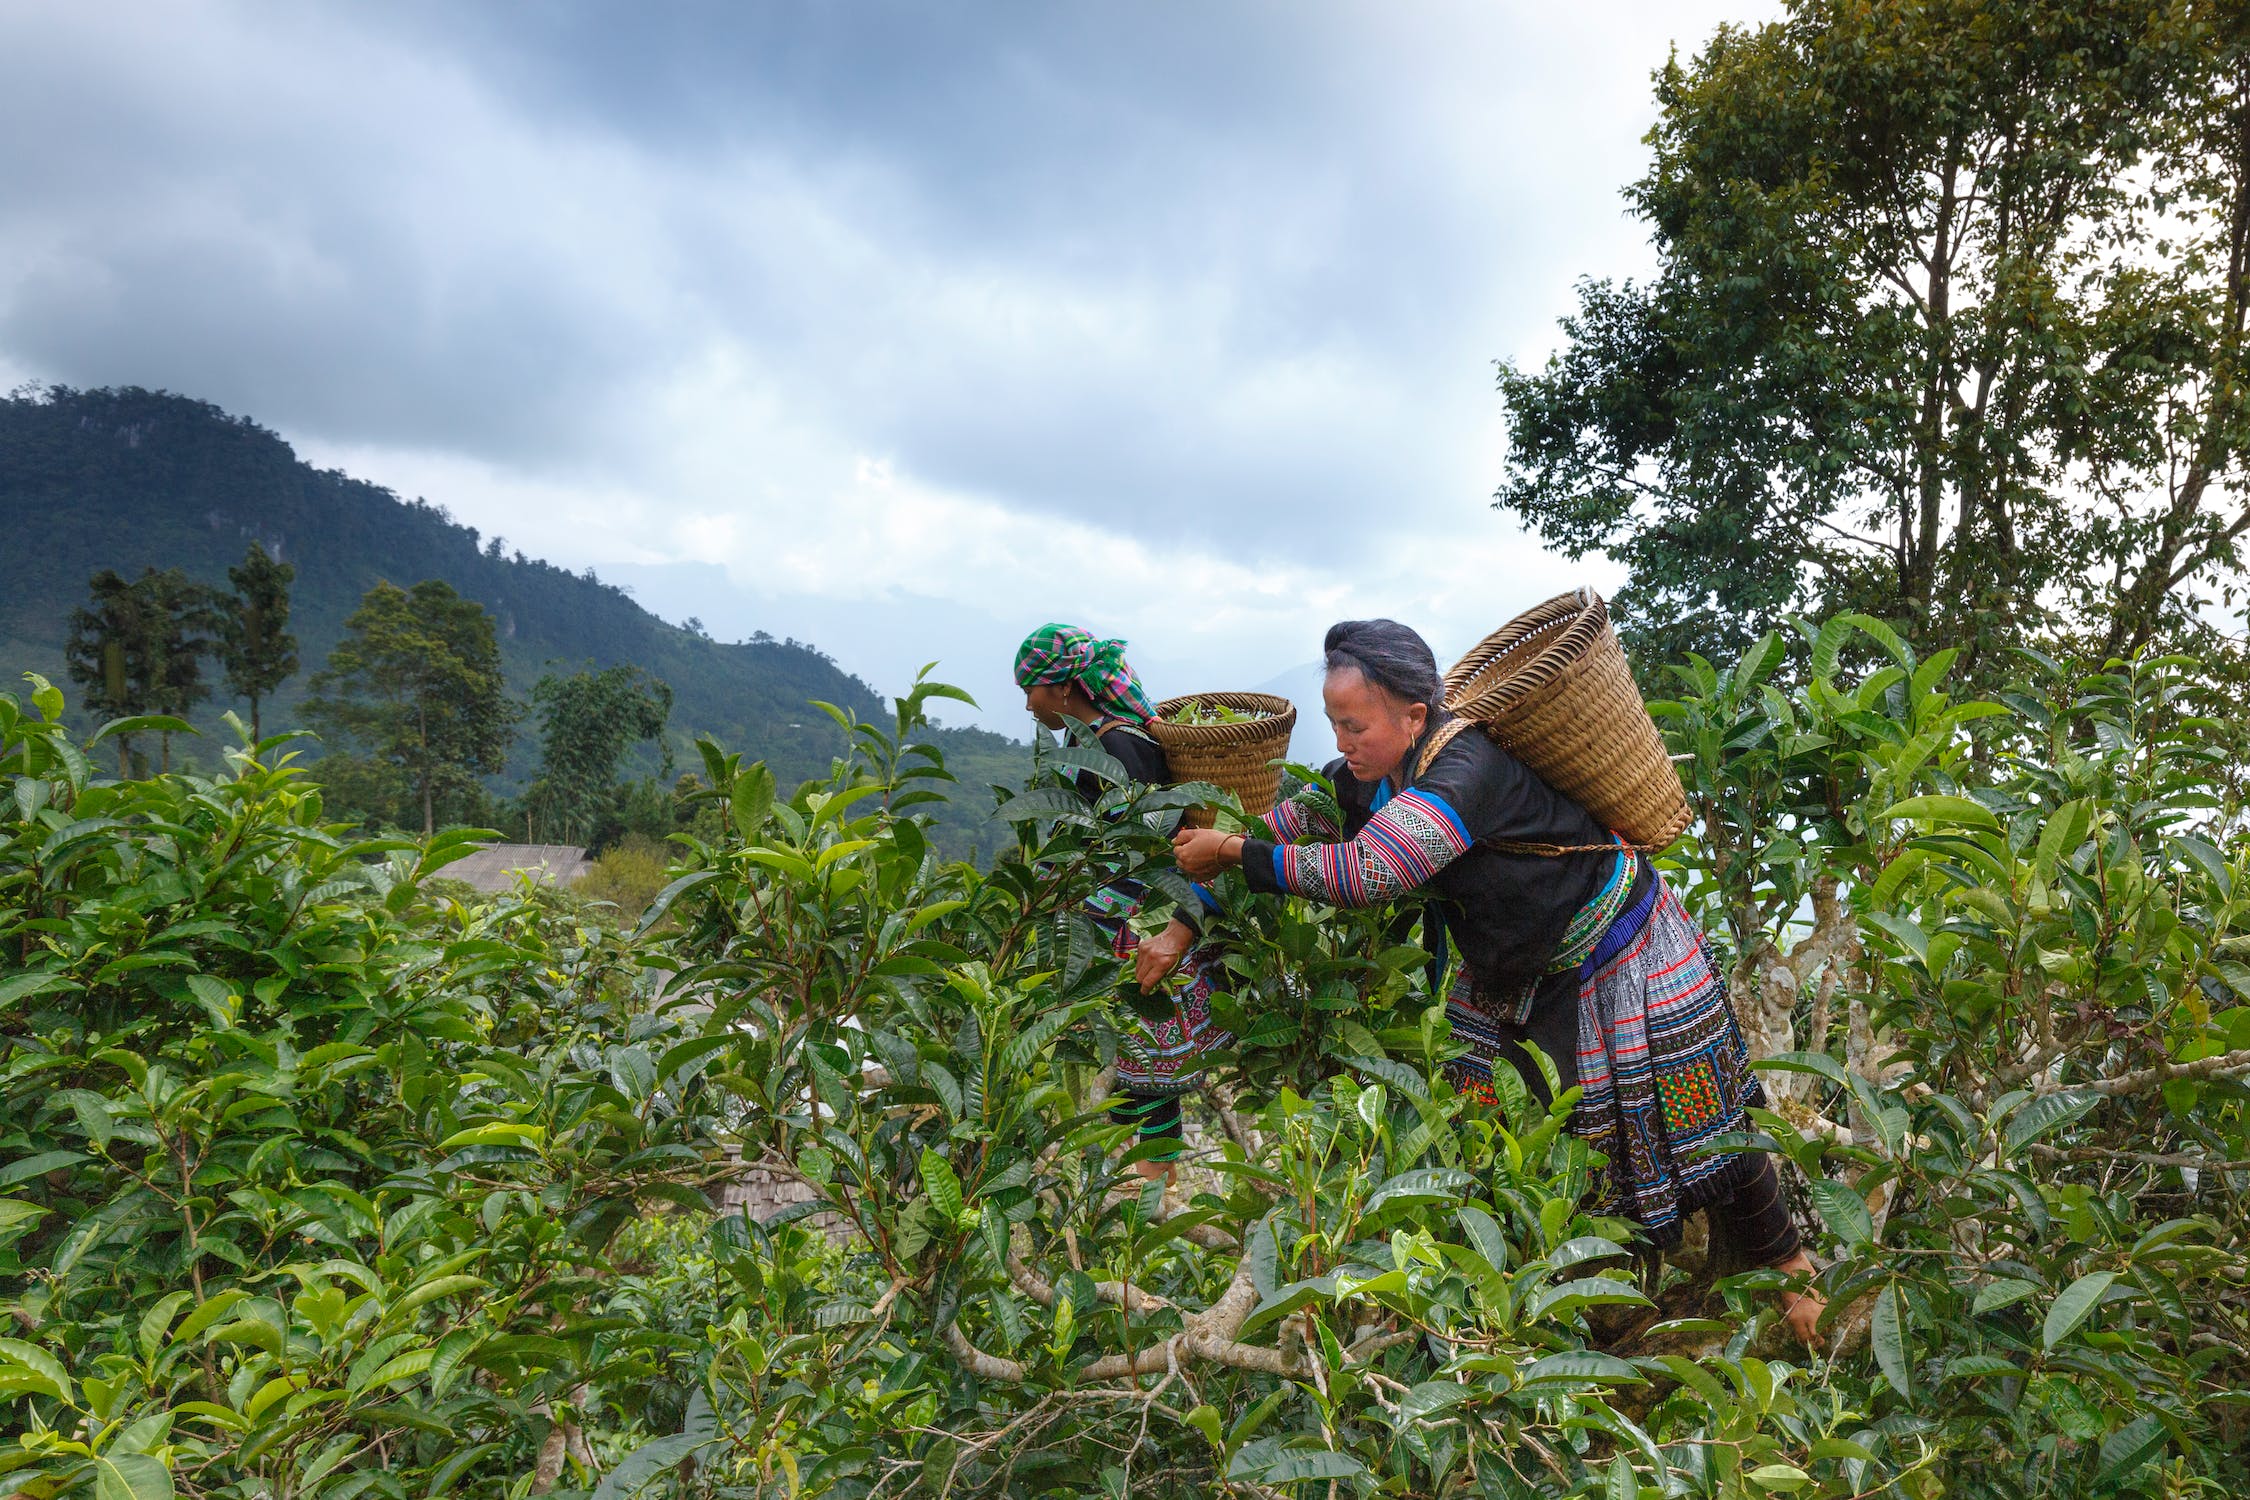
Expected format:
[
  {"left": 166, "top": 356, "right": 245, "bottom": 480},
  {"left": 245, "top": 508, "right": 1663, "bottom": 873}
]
[
  {"left": 1447, "top": 874, "right": 1762, "bottom": 1242},
  {"left": 1570, "top": 880, "right": 1762, "bottom": 1238},
  {"left": 1083, "top": 893, "right": 1232, "bottom": 1099}
]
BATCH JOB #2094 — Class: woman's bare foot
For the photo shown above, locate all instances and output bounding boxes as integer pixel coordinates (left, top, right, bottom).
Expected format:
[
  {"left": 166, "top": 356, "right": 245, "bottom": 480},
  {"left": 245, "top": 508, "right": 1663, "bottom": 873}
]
[
  {"left": 1131, "top": 1158, "right": 1177, "bottom": 1185},
  {"left": 1771, "top": 1248, "right": 1827, "bottom": 1347}
]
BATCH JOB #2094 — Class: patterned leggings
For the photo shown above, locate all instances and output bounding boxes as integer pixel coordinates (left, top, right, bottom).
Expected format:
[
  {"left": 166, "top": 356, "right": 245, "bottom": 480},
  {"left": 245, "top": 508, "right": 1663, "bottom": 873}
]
[
  {"left": 1108, "top": 1093, "right": 1185, "bottom": 1162},
  {"left": 1702, "top": 1152, "right": 1802, "bottom": 1271},
  {"left": 1088, "top": 908, "right": 1230, "bottom": 1163}
]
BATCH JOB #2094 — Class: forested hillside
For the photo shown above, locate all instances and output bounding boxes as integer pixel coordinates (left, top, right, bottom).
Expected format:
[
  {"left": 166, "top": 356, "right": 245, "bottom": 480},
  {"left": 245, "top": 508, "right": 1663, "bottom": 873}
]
[{"left": 0, "top": 385, "right": 1029, "bottom": 846}]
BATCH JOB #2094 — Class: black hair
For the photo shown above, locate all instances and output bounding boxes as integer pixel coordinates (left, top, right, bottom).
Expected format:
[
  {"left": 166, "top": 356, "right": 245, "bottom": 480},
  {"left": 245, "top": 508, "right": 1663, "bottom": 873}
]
[{"left": 1322, "top": 618, "right": 1447, "bottom": 718}]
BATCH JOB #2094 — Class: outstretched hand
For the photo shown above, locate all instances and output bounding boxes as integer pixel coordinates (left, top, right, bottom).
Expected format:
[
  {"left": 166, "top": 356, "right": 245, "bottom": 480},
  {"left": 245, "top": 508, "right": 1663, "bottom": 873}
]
[
  {"left": 1134, "top": 917, "right": 1194, "bottom": 993},
  {"left": 1172, "top": 827, "right": 1243, "bottom": 881}
]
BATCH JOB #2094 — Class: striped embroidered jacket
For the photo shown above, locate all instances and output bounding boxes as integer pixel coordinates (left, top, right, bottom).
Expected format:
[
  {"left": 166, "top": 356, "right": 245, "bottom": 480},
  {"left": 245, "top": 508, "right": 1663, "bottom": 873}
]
[{"left": 1239, "top": 722, "right": 1616, "bottom": 1003}]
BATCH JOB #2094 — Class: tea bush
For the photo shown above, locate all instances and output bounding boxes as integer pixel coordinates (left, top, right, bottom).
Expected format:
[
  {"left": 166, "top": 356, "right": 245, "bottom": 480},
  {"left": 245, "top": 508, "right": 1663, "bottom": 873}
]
[
  {"left": 573, "top": 835, "right": 676, "bottom": 924},
  {"left": 0, "top": 626, "right": 2245, "bottom": 1498}
]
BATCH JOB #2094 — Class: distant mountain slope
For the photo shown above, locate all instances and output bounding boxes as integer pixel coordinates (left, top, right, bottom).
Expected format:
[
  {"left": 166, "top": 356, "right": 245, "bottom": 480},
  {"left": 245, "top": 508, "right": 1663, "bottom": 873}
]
[{"left": 0, "top": 386, "right": 1029, "bottom": 820}]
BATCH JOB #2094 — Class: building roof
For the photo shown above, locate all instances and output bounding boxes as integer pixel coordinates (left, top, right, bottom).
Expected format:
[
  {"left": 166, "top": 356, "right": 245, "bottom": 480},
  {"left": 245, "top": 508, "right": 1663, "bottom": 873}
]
[{"left": 441, "top": 843, "right": 593, "bottom": 894}]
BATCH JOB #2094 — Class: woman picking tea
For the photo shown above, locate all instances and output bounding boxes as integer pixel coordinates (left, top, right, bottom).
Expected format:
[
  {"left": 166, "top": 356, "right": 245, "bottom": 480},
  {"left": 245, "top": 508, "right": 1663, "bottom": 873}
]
[
  {"left": 1171, "top": 618, "right": 1825, "bottom": 1344},
  {"left": 1014, "top": 624, "right": 1231, "bottom": 1178}
]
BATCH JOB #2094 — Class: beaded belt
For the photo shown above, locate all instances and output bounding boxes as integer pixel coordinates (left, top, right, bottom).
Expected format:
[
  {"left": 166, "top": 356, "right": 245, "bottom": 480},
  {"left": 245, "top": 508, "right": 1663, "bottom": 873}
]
[{"left": 1544, "top": 836, "right": 1637, "bottom": 976}]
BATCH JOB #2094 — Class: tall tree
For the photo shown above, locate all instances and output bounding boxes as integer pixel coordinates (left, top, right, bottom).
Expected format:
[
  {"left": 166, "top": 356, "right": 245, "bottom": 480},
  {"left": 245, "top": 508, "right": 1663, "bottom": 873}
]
[
  {"left": 1496, "top": 0, "right": 2250, "bottom": 677},
  {"left": 218, "top": 542, "right": 299, "bottom": 743},
  {"left": 137, "top": 567, "right": 222, "bottom": 771},
  {"left": 63, "top": 569, "right": 157, "bottom": 776},
  {"left": 62, "top": 566, "right": 218, "bottom": 774},
  {"left": 304, "top": 580, "right": 521, "bottom": 836},
  {"left": 522, "top": 664, "right": 672, "bottom": 846}
]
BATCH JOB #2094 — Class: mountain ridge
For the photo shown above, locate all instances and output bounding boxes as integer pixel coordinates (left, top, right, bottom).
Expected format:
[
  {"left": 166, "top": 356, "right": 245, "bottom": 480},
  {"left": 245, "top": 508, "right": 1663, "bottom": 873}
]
[{"left": 0, "top": 385, "right": 1028, "bottom": 846}]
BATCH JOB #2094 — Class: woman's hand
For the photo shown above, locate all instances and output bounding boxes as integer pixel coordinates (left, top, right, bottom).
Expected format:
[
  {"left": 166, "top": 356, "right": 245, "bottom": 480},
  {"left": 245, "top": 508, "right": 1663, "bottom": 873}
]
[
  {"left": 1772, "top": 1249, "right": 1827, "bottom": 1348},
  {"left": 1172, "top": 827, "right": 1245, "bottom": 881},
  {"left": 1134, "top": 917, "right": 1194, "bottom": 993}
]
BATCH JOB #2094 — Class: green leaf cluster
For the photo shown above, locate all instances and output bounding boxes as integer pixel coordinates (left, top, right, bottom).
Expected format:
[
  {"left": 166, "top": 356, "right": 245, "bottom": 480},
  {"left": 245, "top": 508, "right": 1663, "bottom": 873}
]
[{"left": 5, "top": 616, "right": 2249, "bottom": 1498}]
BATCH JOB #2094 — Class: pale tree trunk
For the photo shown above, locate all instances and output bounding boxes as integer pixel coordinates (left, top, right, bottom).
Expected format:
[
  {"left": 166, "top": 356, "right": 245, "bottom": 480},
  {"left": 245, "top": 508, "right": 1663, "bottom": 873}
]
[
  {"left": 1900, "top": 147, "right": 1963, "bottom": 624},
  {"left": 1731, "top": 873, "right": 1861, "bottom": 1105},
  {"left": 418, "top": 701, "right": 434, "bottom": 836},
  {"left": 1846, "top": 993, "right": 1908, "bottom": 1237},
  {"left": 529, "top": 1386, "right": 597, "bottom": 1493},
  {"left": 1730, "top": 873, "right": 1910, "bottom": 1227},
  {"left": 1727, "top": 873, "right": 1905, "bottom": 1361}
]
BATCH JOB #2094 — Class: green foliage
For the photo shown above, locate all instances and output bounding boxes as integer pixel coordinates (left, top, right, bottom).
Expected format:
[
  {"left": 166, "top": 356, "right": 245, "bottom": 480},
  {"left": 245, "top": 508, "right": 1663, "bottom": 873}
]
[
  {"left": 523, "top": 665, "right": 673, "bottom": 849},
  {"left": 6, "top": 621, "right": 2248, "bottom": 1497},
  {"left": 62, "top": 569, "right": 220, "bottom": 776},
  {"left": 61, "top": 570, "right": 156, "bottom": 775},
  {"left": 217, "top": 542, "right": 299, "bottom": 743},
  {"left": 303, "top": 580, "right": 523, "bottom": 836},
  {"left": 0, "top": 385, "right": 1006, "bottom": 809},
  {"left": 0, "top": 676, "right": 725, "bottom": 1498},
  {"left": 1497, "top": 0, "right": 2250, "bottom": 683},
  {"left": 572, "top": 834, "right": 676, "bottom": 922},
  {"left": 1656, "top": 622, "right": 2250, "bottom": 1497}
]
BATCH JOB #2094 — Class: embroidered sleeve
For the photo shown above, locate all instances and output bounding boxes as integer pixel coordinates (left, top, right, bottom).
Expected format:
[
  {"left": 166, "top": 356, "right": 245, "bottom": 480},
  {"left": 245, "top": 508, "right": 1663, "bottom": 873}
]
[
  {"left": 1270, "top": 787, "right": 1471, "bottom": 907},
  {"left": 1259, "top": 788, "right": 1344, "bottom": 845}
]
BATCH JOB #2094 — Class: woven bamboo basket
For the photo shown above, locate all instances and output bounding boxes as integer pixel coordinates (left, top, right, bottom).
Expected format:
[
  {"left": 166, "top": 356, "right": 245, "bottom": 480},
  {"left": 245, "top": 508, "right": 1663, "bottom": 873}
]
[
  {"left": 1441, "top": 588, "right": 1691, "bottom": 850},
  {"left": 1147, "top": 692, "right": 1298, "bottom": 828}
]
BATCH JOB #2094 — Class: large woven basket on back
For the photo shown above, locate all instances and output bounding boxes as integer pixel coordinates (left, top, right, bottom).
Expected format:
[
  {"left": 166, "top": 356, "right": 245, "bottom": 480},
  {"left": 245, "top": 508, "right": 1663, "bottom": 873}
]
[
  {"left": 1147, "top": 692, "right": 1298, "bottom": 826},
  {"left": 1440, "top": 588, "right": 1691, "bottom": 850}
]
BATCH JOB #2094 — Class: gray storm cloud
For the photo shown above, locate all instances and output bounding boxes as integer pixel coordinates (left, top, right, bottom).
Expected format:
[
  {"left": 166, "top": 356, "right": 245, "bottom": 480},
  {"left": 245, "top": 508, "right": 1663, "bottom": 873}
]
[{"left": 0, "top": 0, "right": 1774, "bottom": 723}]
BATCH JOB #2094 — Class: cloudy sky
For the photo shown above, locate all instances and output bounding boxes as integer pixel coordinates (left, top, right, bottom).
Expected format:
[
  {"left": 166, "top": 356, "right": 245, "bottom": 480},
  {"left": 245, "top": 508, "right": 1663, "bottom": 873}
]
[{"left": 0, "top": 1, "right": 1774, "bottom": 735}]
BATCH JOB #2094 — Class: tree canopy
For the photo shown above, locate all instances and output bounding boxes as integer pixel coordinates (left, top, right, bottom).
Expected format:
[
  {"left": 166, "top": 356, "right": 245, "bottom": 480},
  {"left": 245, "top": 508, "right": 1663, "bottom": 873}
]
[
  {"left": 218, "top": 541, "right": 298, "bottom": 743},
  {"left": 61, "top": 566, "right": 218, "bottom": 774},
  {"left": 523, "top": 664, "right": 673, "bottom": 848},
  {"left": 303, "top": 579, "right": 521, "bottom": 836},
  {"left": 1497, "top": 0, "right": 2250, "bottom": 679},
  {"left": 61, "top": 569, "right": 155, "bottom": 775}
]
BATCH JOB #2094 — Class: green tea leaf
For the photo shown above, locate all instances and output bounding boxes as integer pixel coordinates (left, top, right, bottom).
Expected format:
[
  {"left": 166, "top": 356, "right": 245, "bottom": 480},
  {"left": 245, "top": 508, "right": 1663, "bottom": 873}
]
[
  {"left": 2043, "top": 1270, "right": 2117, "bottom": 1349},
  {"left": 1528, "top": 1276, "right": 1652, "bottom": 1320},
  {"left": 1971, "top": 1277, "right": 2041, "bottom": 1316},
  {"left": 93, "top": 1453, "right": 173, "bottom": 1500},
  {"left": 1362, "top": 1167, "right": 1475, "bottom": 1218},
  {"left": 2004, "top": 1090, "right": 2098, "bottom": 1155},
  {"left": 919, "top": 1149, "right": 964, "bottom": 1223},
  {"left": 0, "top": 1337, "right": 72, "bottom": 1404},
  {"left": 2095, "top": 1413, "right": 2166, "bottom": 1488},
  {"left": 1878, "top": 794, "right": 2001, "bottom": 832},
  {"left": 730, "top": 763, "right": 776, "bottom": 839},
  {"left": 1518, "top": 1350, "right": 1644, "bottom": 1387},
  {"left": 1871, "top": 1283, "right": 1910, "bottom": 1398},
  {"left": 1456, "top": 1205, "right": 1510, "bottom": 1274},
  {"left": 1808, "top": 1179, "right": 1874, "bottom": 1247}
]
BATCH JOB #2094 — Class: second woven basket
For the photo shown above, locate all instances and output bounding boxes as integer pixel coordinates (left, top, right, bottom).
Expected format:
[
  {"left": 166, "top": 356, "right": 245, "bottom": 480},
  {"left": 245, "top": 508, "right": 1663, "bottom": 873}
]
[
  {"left": 1147, "top": 692, "right": 1298, "bottom": 827},
  {"left": 1441, "top": 588, "right": 1691, "bottom": 850}
]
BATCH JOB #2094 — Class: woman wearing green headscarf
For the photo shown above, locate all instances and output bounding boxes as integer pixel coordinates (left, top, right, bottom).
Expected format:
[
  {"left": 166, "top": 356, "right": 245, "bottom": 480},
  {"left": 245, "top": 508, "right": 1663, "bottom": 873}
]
[{"left": 1014, "top": 624, "right": 1230, "bottom": 1177}]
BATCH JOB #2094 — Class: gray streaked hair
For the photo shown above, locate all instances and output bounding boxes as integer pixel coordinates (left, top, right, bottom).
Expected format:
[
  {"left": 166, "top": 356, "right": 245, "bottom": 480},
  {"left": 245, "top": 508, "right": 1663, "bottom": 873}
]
[{"left": 1322, "top": 619, "right": 1446, "bottom": 717}]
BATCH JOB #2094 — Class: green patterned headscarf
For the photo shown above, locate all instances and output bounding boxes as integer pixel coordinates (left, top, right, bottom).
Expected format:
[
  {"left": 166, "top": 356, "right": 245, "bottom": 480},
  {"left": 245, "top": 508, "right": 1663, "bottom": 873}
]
[{"left": 1013, "top": 623, "right": 1156, "bottom": 725}]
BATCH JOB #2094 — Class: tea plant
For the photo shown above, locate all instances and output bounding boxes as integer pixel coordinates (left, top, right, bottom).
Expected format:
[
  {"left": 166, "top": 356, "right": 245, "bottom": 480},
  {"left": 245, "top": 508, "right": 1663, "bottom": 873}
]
[{"left": 3, "top": 626, "right": 2247, "bottom": 1498}]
